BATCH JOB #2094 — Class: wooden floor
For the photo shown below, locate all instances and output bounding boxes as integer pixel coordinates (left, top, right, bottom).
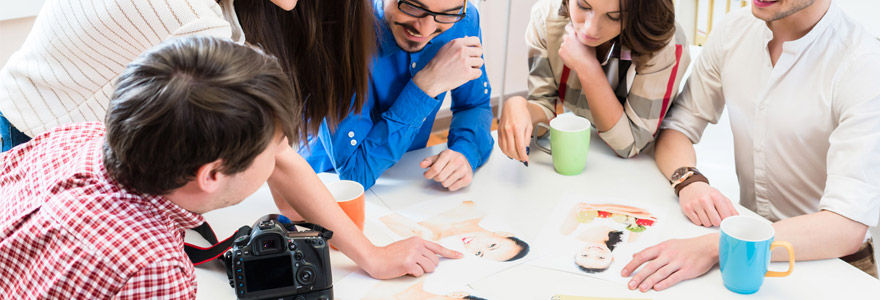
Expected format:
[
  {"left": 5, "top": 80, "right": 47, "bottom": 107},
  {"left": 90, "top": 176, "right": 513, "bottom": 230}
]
[{"left": 427, "top": 118, "right": 499, "bottom": 147}]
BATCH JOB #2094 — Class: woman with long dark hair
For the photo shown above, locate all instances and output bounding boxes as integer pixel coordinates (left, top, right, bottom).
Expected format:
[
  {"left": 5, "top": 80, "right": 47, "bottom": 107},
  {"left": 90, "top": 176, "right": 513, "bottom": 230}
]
[
  {"left": 0, "top": 0, "right": 451, "bottom": 280},
  {"left": 497, "top": 0, "right": 691, "bottom": 161},
  {"left": 0, "top": 0, "right": 372, "bottom": 147}
]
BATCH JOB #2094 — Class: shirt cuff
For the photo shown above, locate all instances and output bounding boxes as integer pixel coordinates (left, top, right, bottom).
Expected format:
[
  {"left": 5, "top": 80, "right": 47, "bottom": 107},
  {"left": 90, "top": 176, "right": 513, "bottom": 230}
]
[
  {"left": 384, "top": 80, "right": 441, "bottom": 128},
  {"left": 448, "top": 142, "right": 482, "bottom": 171},
  {"left": 528, "top": 99, "right": 556, "bottom": 122},
  {"left": 659, "top": 109, "right": 708, "bottom": 145},
  {"left": 597, "top": 114, "right": 636, "bottom": 156},
  {"left": 818, "top": 175, "right": 880, "bottom": 227}
]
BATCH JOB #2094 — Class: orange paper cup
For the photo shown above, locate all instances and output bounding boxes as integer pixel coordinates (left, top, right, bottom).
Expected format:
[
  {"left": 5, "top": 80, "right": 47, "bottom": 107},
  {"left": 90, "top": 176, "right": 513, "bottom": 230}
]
[{"left": 328, "top": 180, "right": 365, "bottom": 250}]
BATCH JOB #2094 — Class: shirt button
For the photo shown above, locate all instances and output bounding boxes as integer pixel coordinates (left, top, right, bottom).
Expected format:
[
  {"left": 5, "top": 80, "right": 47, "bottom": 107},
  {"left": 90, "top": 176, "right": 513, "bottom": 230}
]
[
  {"left": 484, "top": 89, "right": 488, "bottom": 94},
  {"left": 350, "top": 139, "right": 357, "bottom": 146},
  {"left": 483, "top": 82, "right": 488, "bottom": 87},
  {"left": 348, "top": 131, "right": 354, "bottom": 138},
  {"left": 411, "top": 62, "right": 416, "bottom": 68}
]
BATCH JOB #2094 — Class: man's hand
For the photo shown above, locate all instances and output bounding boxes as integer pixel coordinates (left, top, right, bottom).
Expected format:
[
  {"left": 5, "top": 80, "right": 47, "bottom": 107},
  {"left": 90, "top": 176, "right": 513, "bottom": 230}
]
[
  {"left": 363, "top": 237, "right": 463, "bottom": 279},
  {"left": 413, "top": 36, "right": 483, "bottom": 98},
  {"left": 678, "top": 182, "right": 738, "bottom": 227},
  {"left": 498, "top": 96, "right": 533, "bottom": 163},
  {"left": 420, "top": 149, "right": 473, "bottom": 191},
  {"left": 558, "top": 24, "right": 599, "bottom": 74},
  {"left": 621, "top": 234, "right": 719, "bottom": 292}
]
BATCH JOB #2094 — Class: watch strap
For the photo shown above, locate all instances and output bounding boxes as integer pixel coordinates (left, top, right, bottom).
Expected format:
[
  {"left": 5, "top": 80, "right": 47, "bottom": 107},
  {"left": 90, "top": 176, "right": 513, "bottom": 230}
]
[{"left": 674, "top": 173, "right": 709, "bottom": 197}]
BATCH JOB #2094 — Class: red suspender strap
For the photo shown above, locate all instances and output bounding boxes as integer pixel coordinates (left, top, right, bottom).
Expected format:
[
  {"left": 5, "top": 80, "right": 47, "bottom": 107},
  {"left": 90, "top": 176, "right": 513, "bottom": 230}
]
[
  {"left": 655, "top": 44, "right": 684, "bottom": 134},
  {"left": 556, "top": 65, "right": 571, "bottom": 116}
]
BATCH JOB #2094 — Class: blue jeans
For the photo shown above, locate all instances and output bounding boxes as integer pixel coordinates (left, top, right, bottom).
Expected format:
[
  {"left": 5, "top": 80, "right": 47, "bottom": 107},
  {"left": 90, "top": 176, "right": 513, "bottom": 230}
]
[{"left": 0, "top": 110, "right": 31, "bottom": 152}]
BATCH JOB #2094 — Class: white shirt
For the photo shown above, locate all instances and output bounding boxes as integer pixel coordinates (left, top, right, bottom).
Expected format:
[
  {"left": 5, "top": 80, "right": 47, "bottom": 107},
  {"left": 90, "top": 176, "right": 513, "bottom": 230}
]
[
  {"left": 0, "top": 0, "right": 244, "bottom": 137},
  {"left": 662, "top": 4, "right": 880, "bottom": 227}
]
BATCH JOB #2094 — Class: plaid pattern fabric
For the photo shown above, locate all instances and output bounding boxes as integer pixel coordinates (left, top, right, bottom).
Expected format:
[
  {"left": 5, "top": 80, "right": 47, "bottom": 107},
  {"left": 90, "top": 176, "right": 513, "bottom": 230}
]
[
  {"left": 525, "top": 0, "right": 691, "bottom": 157},
  {"left": 0, "top": 122, "right": 204, "bottom": 299}
]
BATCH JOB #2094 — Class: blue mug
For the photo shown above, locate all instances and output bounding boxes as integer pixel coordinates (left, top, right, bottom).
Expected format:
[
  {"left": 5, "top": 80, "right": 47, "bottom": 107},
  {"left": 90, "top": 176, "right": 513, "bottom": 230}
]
[{"left": 719, "top": 216, "right": 794, "bottom": 294}]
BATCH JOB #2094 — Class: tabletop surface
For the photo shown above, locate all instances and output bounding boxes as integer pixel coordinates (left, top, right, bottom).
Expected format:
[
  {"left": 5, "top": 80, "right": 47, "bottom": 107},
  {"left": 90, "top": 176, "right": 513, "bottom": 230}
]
[{"left": 192, "top": 126, "right": 880, "bottom": 299}]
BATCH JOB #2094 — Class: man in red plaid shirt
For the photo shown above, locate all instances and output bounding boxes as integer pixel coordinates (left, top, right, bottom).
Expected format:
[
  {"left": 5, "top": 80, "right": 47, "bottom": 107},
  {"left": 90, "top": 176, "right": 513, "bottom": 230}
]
[
  {"left": 0, "top": 37, "right": 301, "bottom": 299},
  {"left": 2, "top": 35, "right": 464, "bottom": 299}
]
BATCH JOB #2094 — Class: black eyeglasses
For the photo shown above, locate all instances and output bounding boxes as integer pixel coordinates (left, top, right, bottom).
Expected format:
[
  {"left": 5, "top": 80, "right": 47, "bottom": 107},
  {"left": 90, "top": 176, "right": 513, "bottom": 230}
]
[{"left": 397, "top": 0, "right": 467, "bottom": 24}]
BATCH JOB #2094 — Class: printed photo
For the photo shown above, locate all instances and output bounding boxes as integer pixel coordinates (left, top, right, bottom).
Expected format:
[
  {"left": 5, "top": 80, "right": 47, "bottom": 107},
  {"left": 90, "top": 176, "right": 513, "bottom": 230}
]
[{"left": 531, "top": 198, "right": 661, "bottom": 283}]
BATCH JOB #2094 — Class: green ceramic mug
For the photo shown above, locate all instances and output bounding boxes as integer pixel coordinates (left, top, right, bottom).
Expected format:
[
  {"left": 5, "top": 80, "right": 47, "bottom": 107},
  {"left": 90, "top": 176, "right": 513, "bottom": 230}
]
[{"left": 532, "top": 114, "right": 591, "bottom": 175}]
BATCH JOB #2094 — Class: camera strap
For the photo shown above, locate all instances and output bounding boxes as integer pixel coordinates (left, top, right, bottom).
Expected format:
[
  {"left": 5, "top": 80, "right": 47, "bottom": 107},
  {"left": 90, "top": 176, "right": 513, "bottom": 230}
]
[{"left": 184, "top": 222, "right": 250, "bottom": 266}]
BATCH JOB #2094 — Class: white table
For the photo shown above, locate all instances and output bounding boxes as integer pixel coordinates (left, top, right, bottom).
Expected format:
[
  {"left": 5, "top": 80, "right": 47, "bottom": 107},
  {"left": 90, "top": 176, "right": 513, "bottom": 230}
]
[{"left": 194, "top": 129, "right": 880, "bottom": 299}]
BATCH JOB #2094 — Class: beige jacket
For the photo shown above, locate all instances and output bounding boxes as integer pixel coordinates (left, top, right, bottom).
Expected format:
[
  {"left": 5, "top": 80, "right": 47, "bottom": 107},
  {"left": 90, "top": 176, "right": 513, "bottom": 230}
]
[{"left": 526, "top": 0, "right": 691, "bottom": 157}]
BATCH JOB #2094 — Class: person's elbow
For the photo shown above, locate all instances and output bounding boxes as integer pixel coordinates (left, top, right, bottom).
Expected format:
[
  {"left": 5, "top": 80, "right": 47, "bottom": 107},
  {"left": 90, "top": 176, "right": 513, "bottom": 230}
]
[
  {"left": 841, "top": 223, "right": 869, "bottom": 257},
  {"left": 603, "top": 139, "right": 639, "bottom": 159},
  {"left": 613, "top": 147, "right": 639, "bottom": 159},
  {"left": 828, "top": 211, "right": 870, "bottom": 257}
]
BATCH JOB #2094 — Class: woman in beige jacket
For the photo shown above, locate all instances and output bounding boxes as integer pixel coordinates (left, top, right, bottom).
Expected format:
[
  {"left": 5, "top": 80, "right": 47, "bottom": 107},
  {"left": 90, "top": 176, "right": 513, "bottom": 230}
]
[{"left": 499, "top": 0, "right": 691, "bottom": 160}]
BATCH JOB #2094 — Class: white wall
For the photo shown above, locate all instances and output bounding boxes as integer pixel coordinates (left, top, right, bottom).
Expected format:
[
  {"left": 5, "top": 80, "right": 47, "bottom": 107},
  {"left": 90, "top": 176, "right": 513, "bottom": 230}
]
[
  {"left": 838, "top": 0, "right": 880, "bottom": 38},
  {"left": 0, "top": 16, "right": 36, "bottom": 69},
  {"left": 0, "top": 0, "right": 45, "bottom": 21}
]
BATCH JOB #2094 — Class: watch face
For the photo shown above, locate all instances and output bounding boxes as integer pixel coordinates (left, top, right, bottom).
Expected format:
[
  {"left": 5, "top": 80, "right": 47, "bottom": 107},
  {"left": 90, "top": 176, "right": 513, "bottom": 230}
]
[
  {"left": 671, "top": 168, "right": 686, "bottom": 181},
  {"left": 672, "top": 167, "right": 696, "bottom": 182}
]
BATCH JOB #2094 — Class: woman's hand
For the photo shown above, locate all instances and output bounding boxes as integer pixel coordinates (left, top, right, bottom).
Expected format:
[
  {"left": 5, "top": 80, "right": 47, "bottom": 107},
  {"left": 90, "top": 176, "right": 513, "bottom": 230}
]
[
  {"left": 498, "top": 96, "right": 534, "bottom": 163},
  {"left": 362, "top": 237, "right": 463, "bottom": 279},
  {"left": 558, "top": 24, "right": 600, "bottom": 74}
]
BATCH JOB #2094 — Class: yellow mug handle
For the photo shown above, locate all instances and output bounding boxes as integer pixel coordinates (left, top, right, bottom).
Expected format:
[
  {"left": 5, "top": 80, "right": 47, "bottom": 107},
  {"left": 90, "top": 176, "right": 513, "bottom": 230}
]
[{"left": 765, "top": 241, "right": 794, "bottom": 277}]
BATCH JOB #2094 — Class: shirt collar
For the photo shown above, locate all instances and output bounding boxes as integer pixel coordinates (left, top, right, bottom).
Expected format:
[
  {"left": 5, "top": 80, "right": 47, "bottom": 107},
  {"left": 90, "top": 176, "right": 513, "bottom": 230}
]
[
  {"left": 377, "top": 20, "right": 403, "bottom": 57},
  {"left": 102, "top": 169, "right": 206, "bottom": 231},
  {"left": 150, "top": 195, "right": 206, "bottom": 231},
  {"left": 780, "top": 2, "right": 839, "bottom": 52}
]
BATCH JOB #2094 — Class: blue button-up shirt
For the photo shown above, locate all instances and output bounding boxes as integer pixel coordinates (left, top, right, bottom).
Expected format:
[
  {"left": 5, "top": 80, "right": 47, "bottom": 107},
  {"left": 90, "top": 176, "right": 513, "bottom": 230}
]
[{"left": 301, "top": 0, "right": 493, "bottom": 189}]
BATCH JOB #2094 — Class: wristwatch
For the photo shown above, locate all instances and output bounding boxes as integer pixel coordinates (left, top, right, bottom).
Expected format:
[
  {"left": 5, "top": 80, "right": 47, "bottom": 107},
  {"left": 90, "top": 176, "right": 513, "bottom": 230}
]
[{"left": 670, "top": 167, "right": 709, "bottom": 196}]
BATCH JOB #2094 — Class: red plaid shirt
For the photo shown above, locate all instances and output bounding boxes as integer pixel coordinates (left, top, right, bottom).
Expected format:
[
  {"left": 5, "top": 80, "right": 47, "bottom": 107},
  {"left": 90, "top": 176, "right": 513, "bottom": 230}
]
[{"left": 0, "top": 123, "right": 205, "bottom": 299}]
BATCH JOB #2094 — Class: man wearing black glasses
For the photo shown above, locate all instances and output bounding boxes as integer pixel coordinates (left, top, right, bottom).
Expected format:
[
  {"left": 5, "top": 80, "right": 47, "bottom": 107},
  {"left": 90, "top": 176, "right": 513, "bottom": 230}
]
[{"left": 303, "top": 0, "right": 494, "bottom": 192}]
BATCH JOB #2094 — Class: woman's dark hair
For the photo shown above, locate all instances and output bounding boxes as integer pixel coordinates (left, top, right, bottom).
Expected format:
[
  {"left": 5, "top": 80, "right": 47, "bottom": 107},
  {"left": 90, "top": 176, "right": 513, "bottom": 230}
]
[
  {"left": 463, "top": 296, "right": 488, "bottom": 300},
  {"left": 576, "top": 230, "right": 624, "bottom": 273},
  {"left": 104, "top": 37, "right": 298, "bottom": 195},
  {"left": 559, "top": 0, "right": 675, "bottom": 64},
  {"left": 505, "top": 236, "right": 531, "bottom": 262},
  {"left": 234, "top": 0, "right": 376, "bottom": 139}
]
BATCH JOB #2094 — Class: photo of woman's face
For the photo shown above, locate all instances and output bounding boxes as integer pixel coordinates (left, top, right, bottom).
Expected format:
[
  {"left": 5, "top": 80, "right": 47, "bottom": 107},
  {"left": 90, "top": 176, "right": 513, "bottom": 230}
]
[
  {"left": 575, "top": 242, "right": 613, "bottom": 270},
  {"left": 460, "top": 231, "right": 521, "bottom": 262}
]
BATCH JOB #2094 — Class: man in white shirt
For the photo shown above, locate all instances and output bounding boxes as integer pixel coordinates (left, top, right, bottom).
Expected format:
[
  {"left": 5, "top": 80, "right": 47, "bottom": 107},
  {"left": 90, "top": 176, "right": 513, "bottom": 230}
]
[{"left": 620, "top": 0, "right": 880, "bottom": 292}]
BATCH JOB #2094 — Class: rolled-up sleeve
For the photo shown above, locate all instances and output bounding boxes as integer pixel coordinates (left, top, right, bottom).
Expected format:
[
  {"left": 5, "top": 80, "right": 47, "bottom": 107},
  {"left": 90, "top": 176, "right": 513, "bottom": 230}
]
[
  {"left": 817, "top": 53, "right": 880, "bottom": 227},
  {"left": 660, "top": 20, "right": 730, "bottom": 145}
]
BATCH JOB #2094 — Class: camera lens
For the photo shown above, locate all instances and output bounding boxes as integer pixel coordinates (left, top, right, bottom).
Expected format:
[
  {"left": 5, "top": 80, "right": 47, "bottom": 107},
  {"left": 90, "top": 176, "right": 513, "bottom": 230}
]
[
  {"left": 297, "top": 266, "right": 317, "bottom": 285},
  {"left": 261, "top": 239, "right": 277, "bottom": 250}
]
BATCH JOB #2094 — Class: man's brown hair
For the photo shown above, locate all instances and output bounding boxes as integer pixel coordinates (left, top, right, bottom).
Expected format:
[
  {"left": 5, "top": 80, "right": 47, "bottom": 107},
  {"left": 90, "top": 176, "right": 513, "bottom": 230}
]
[
  {"left": 103, "top": 36, "right": 299, "bottom": 195},
  {"left": 560, "top": 0, "right": 676, "bottom": 64}
]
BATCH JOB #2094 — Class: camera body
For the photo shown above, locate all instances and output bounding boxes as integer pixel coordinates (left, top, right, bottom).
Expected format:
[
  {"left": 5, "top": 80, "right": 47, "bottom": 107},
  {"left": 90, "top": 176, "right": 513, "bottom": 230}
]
[{"left": 224, "top": 214, "right": 333, "bottom": 300}]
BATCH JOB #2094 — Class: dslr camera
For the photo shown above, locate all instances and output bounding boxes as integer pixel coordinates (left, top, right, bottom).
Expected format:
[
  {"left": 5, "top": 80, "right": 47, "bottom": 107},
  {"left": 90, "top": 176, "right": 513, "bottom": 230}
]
[{"left": 224, "top": 214, "right": 333, "bottom": 300}]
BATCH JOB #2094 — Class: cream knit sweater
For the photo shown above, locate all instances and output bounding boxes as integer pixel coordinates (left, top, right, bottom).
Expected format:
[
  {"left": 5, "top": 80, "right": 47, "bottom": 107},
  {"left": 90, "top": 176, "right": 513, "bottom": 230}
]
[{"left": 0, "top": 0, "right": 244, "bottom": 137}]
